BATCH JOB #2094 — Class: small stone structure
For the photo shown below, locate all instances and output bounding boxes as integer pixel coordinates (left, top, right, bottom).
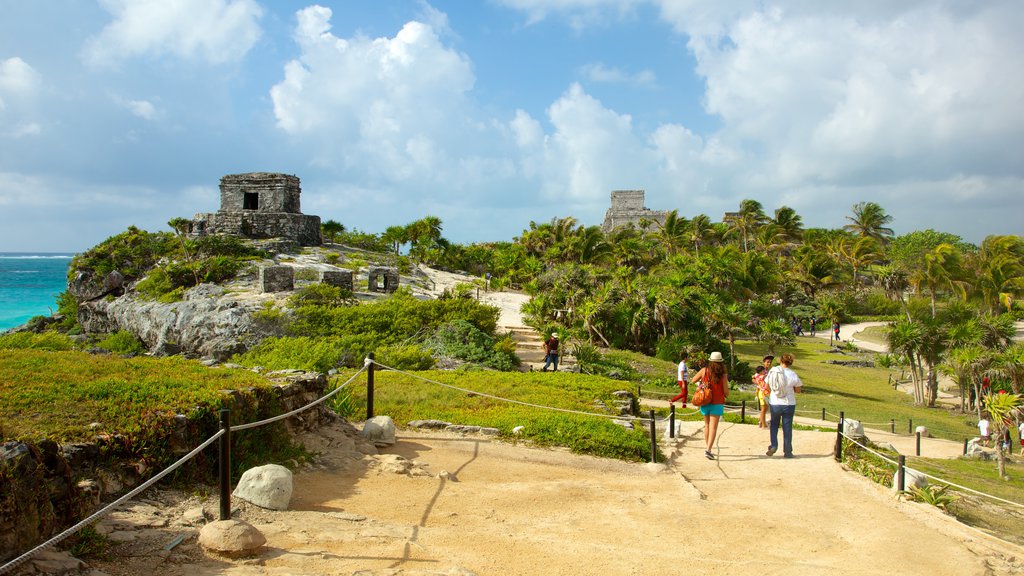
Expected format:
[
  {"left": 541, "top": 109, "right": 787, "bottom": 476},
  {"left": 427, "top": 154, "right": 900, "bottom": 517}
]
[
  {"left": 191, "top": 173, "right": 322, "bottom": 246},
  {"left": 260, "top": 266, "right": 294, "bottom": 293},
  {"left": 601, "top": 190, "right": 670, "bottom": 233},
  {"left": 367, "top": 267, "right": 399, "bottom": 293},
  {"left": 320, "top": 270, "right": 354, "bottom": 291}
]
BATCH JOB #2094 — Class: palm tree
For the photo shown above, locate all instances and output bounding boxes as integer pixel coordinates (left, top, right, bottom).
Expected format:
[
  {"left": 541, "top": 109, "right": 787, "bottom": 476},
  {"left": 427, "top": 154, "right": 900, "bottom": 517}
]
[
  {"left": 844, "top": 202, "right": 895, "bottom": 245},
  {"left": 772, "top": 205, "right": 804, "bottom": 242},
  {"left": 756, "top": 318, "right": 794, "bottom": 355},
  {"left": 887, "top": 318, "right": 926, "bottom": 404},
  {"left": 917, "top": 243, "right": 968, "bottom": 317},
  {"left": 707, "top": 301, "right": 750, "bottom": 371},
  {"left": 321, "top": 219, "right": 346, "bottom": 244},
  {"left": 654, "top": 210, "right": 689, "bottom": 256},
  {"left": 983, "top": 392, "right": 1022, "bottom": 479},
  {"left": 689, "top": 214, "right": 715, "bottom": 256},
  {"left": 727, "top": 199, "right": 768, "bottom": 252}
]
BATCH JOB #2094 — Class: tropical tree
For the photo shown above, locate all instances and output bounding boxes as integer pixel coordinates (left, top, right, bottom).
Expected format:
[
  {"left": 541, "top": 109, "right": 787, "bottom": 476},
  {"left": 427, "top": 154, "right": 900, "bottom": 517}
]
[
  {"left": 756, "top": 318, "right": 795, "bottom": 355},
  {"left": 844, "top": 201, "right": 895, "bottom": 245},
  {"left": 983, "top": 392, "right": 1022, "bottom": 479},
  {"left": 887, "top": 318, "right": 926, "bottom": 404},
  {"left": 727, "top": 199, "right": 768, "bottom": 252},
  {"left": 321, "top": 219, "right": 346, "bottom": 243},
  {"left": 915, "top": 243, "right": 968, "bottom": 317},
  {"left": 167, "top": 217, "right": 201, "bottom": 287},
  {"left": 689, "top": 214, "right": 715, "bottom": 256},
  {"left": 654, "top": 210, "right": 689, "bottom": 256}
]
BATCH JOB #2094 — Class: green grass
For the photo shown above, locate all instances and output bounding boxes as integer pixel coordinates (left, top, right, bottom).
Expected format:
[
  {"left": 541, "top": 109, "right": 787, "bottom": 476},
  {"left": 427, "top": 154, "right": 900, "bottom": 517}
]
[
  {"left": 0, "top": 349, "right": 270, "bottom": 442},
  {"left": 335, "top": 369, "right": 658, "bottom": 462},
  {"left": 842, "top": 438, "right": 1024, "bottom": 545},
  {"left": 730, "top": 337, "right": 979, "bottom": 441}
]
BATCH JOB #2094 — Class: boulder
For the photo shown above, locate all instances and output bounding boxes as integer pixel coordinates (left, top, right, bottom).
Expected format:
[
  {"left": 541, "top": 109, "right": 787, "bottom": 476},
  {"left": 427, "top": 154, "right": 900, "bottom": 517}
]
[
  {"left": 361, "top": 416, "right": 397, "bottom": 447},
  {"left": 198, "top": 519, "right": 266, "bottom": 557},
  {"left": 914, "top": 425, "right": 929, "bottom": 438},
  {"left": 232, "top": 464, "right": 293, "bottom": 510},
  {"left": 842, "top": 419, "right": 866, "bottom": 440},
  {"left": 892, "top": 467, "right": 928, "bottom": 492},
  {"left": 966, "top": 438, "right": 992, "bottom": 459}
]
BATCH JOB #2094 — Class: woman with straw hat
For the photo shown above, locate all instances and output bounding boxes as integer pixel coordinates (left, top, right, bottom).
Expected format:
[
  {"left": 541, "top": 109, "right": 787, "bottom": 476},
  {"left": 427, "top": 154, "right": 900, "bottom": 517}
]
[{"left": 690, "top": 351, "right": 729, "bottom": 460}]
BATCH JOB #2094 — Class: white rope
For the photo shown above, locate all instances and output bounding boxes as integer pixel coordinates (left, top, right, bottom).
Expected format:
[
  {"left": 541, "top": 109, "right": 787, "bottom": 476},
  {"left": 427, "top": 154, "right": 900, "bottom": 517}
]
[
  {"left": 905, "top": 467, "right": 1024, "bottom": 509},
  {"left": 234, "top": 367, "right": 366, "bottom": 431},
  {"left": 0, "top": 430, "right": 225, "bottom": 576},
  {"left": 840, "top": 432, "right": 901, "bottom": 466},
  {"left": 368, "top": 359, "right": 654, "bottom": 424}
]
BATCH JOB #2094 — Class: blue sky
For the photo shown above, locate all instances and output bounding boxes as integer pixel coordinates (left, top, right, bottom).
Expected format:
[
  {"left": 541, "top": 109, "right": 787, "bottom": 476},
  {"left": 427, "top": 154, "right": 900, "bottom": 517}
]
[{"left": 1, "top": 0, "right": 1021, "bottom": 252}]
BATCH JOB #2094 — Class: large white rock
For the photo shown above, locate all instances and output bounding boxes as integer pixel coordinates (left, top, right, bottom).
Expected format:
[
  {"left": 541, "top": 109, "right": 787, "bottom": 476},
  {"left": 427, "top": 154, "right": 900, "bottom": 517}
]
[
  {"left": 361, "top": 415, "right": 397, "bottom": 447},
  {"left": 232, "top": 464, "right": 293, "bottom": 510},
  {"left": 842, "top": 418, "right": 865, "bottom": 439},
  {"left": 892, "top": 467, "right": 928, "bottom": 492},
  {"left": 198, "top": 519, "right": 266, "bottom": 557}
]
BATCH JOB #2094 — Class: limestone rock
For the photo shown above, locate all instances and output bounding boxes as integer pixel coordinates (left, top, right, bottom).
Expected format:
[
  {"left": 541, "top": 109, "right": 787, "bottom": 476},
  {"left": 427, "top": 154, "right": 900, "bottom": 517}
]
[
  {"left": 361, "top": 416, "right": 397, "bottom": 447},
  {"left": 892, "top": 467, "right": 928, "bottom": 492},
  {"left": 198, "top": 519, "right": 266, "bottom": 557},
  {"left": 914, "top": 425, "right": 929, "bottom": 437},
  {"left": 842, "top": 419, "right": 866, "bottom": 440},
  {"left": 233, "top": 464, "right": 293, "bottom": 510},
  {"left": 29, "top": 549, "right": 86, "bottom": 574}
]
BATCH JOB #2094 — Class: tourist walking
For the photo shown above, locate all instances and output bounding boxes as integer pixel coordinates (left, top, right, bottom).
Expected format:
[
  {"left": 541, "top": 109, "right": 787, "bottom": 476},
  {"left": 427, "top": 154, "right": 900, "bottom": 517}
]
[
  {"left": 669, "top": 351, "right": 690, "bottom": 406},
  {"left": 541, "top": 333, "right": 560, "bottom": 372},
  {"left": 691, "top": 351, "right": 729, "bottom": 460},
  {"left": 754, "top": 355, "right": 774, "bottom": 428},
  {"left": 766, "top": 353, "right": 803, "bottom": 458},
  {"left": 832, "top": 322, "right": 841, "bottom": 342},
  {"left": 978, "top": 414, "right": 991, "bottom": 447}
]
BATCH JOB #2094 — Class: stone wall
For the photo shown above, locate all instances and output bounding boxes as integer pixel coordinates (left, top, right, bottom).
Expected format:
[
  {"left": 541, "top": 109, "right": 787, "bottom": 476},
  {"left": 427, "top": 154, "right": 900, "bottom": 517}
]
[
  {"left": 190, "top": 172, "right": 322, "bottom": 247},
  {"left": 367, "top": 267, "right": 400, "bottom": 293},
  {"left": 600, "top": 189, "right": 670, "bottom": 233},
  {"left": 0, "top": 371, "right": 331, "bottom": 564},
  {"left": 260, "top": 266, "right": 295, "bottom": 293},
  {"left": 320, "top": 270, "right": 354, "bottom": 291},
  {"left": 219, "top": 173, "right": 302, "bottom": 214}
]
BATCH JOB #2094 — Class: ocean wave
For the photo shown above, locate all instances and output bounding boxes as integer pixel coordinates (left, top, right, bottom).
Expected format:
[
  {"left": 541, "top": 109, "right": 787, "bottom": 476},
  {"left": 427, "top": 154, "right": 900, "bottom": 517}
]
[{"left": 0, "top": 254, "right": 74, "bottom": 259}]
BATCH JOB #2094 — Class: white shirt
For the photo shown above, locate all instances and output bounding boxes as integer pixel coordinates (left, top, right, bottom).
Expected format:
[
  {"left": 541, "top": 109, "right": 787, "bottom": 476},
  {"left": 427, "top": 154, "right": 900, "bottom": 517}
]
[
  {"left": 978, "top": 419, "right": 990, "bottom": 437},
  {"left": 1018, "top": 422, "right": 1024, "bottom": 439},
  {"left": 677, "top": 361, "right": 688, "bottom": 383},
  {"left": 768, "top": 366, "right": 802, "bottom": 406}
]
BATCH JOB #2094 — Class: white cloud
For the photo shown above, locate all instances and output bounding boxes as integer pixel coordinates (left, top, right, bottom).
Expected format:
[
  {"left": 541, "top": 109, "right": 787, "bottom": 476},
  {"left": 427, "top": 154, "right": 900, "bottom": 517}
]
[
  {"left": 114, "top": 97, "right": 161, "bottom": 121},
  {"left": 580, "top": 63, "right": 655, "bottom": 85},
  {"left": 495, "top": 0, "right": 645, "bottom": 27},
  {"left": 83, "top": 0, "right": 263, "bottom": 66},
  {"left": 270, "top": 6, "right": 475, "bottom": 185},
  {"left": 0, "top": 57, "right": 41, "bottom": 96}
]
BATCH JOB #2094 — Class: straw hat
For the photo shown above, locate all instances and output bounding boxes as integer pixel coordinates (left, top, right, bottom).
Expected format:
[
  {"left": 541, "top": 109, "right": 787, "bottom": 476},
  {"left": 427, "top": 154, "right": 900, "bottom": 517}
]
[{"left": 708, "top": 351, "right": 724, "bottom": 362}]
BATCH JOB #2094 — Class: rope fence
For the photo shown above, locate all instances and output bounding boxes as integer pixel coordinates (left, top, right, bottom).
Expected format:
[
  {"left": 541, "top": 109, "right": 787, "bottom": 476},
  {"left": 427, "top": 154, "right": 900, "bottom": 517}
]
[{"left": 3, "top": 357, "right": 1019, "bottom": 573}]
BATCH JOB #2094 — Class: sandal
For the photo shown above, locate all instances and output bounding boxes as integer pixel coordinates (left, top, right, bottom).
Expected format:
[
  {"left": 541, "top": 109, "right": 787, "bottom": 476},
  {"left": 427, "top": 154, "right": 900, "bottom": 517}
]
[{"left": 704, "top": 450, "right": 715, "bottom": 460}]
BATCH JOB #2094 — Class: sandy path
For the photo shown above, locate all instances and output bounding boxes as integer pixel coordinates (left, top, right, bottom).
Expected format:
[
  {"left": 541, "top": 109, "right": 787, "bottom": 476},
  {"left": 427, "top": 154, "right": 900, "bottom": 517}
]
[{"left": 87, "top": 421, "right": 1021, "bottom": 576}]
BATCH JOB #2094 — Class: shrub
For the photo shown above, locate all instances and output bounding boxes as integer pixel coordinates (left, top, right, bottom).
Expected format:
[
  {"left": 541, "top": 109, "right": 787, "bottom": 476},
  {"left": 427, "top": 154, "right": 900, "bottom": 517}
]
[
  {"left": 377, "top": 344, "right": 436, "bottom": 370},
  {"left": 0, "top": 332, "right": 76, "bottom": 351},
  {"left": 98, "top": 331, "right": 145, "bottom": 355},
  {"left": 69, "top": 226, "right": 177, "bottom": 281},
  {"left": 232, "top": 336, "right": 350, "bottom": 373},
  {"left": 289, "top": 284, "right": 355, "bottom": 308},
  {"left": 426, "top": 319, "right": 519, "bottom": 371},
  {"left": 251, "top": 302, "right": 289, "bottom": 337}
]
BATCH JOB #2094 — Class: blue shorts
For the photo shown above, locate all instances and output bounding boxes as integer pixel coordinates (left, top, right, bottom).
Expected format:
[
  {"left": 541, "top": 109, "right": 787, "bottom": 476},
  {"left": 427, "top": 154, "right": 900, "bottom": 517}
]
[{"left": 700, "top": 404, "right": 724, "bottom": 417}]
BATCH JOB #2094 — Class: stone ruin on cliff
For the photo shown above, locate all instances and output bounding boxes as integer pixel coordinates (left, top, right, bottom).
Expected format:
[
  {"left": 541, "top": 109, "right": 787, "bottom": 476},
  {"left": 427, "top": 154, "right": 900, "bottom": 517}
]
[
  {"left": 600, "top": 190, "right": 670, "bottom": 233},
  {"left": 190, "top": 172, "right": 322, "bottom": 246}
]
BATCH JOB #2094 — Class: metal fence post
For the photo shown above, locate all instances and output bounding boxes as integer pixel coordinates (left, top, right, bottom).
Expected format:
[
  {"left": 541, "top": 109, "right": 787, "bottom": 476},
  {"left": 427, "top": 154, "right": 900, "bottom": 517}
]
[
  {"left": 916, "top": 431, "right": 921, "bottom": 456},
  {"left": 963, "top": 438, "right": 968, "bottom": 455},
  {"left": 669, "top": 404, "right": 676, "bottom": 439},
  {"left": 366, "top": 352, "right": 375, "bottom": 420},
  {"left": 649, "top": 410, "right": 657, "bottom": 463},
  {"left": 908, "top": 418, "right": 913, "bottom": 434},
  {"left": 890, "top": 418, "right": 895, "bottom": 434},
  {"left": 741, "top": 400, "right": 746, "bottom": 422},
  {"left": 834, "top": 420, "right": 843, "bottom": 461},
  {"left": 822, "top": 407, "right": 826, "bottom": 421},
  {"left": 897, "top": 455, "right": 906, "bottom": 492},
  {"left": 219, "top": 409, "right": 231, "bottom": 521}
]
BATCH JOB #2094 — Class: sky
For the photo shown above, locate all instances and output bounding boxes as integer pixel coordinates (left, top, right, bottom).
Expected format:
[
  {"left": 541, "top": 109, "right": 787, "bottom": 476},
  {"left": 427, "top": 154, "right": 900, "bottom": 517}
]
[{"left": 0, "top": 0, "right": 1022, "bottom": 252}]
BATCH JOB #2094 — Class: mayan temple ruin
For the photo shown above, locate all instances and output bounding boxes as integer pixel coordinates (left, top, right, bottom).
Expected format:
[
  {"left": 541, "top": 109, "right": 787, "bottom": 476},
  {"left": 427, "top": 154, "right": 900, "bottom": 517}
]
[
  {"left": 600, "top": 190, "right": 670, "bottom": 233},
  {"left": 190, "top": 172, "right": 322, "bottom": 246}
]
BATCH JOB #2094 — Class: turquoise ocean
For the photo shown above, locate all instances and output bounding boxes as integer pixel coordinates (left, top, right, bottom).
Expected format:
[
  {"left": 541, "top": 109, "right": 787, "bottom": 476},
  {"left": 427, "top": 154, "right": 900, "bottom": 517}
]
[{"left": 0, "top": 253, "right": 74, "bottom": 332}]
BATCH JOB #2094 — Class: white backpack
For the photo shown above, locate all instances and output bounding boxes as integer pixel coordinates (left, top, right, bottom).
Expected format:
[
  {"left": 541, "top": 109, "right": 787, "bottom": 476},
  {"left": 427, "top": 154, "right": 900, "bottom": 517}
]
[{"left": 767, "top": 367, "right": 787, "bottom": 397}]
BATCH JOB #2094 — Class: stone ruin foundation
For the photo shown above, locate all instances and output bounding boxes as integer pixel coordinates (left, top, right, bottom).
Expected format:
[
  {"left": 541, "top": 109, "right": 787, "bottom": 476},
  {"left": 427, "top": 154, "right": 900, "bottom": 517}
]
[
  {"left": 260, "top": 266, "right": 294, "bottom": 293},
  {"left": 320, "top": 270, "right": 354, "bottom": 291},
  {"left": 367, "top": 267, "right": 399, "bottom": 293}
]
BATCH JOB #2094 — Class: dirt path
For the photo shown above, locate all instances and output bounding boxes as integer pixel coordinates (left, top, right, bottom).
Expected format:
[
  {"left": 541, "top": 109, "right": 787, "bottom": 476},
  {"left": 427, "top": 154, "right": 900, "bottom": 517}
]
[{"left": 80, "top": 421, "right": 1023, "bottom": 576}]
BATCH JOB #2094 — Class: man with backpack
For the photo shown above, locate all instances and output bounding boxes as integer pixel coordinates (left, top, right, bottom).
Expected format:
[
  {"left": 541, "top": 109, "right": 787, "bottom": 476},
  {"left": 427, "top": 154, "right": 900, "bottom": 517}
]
[{"left": 766, "top": 353, "right": 803, "bottom": 458}]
